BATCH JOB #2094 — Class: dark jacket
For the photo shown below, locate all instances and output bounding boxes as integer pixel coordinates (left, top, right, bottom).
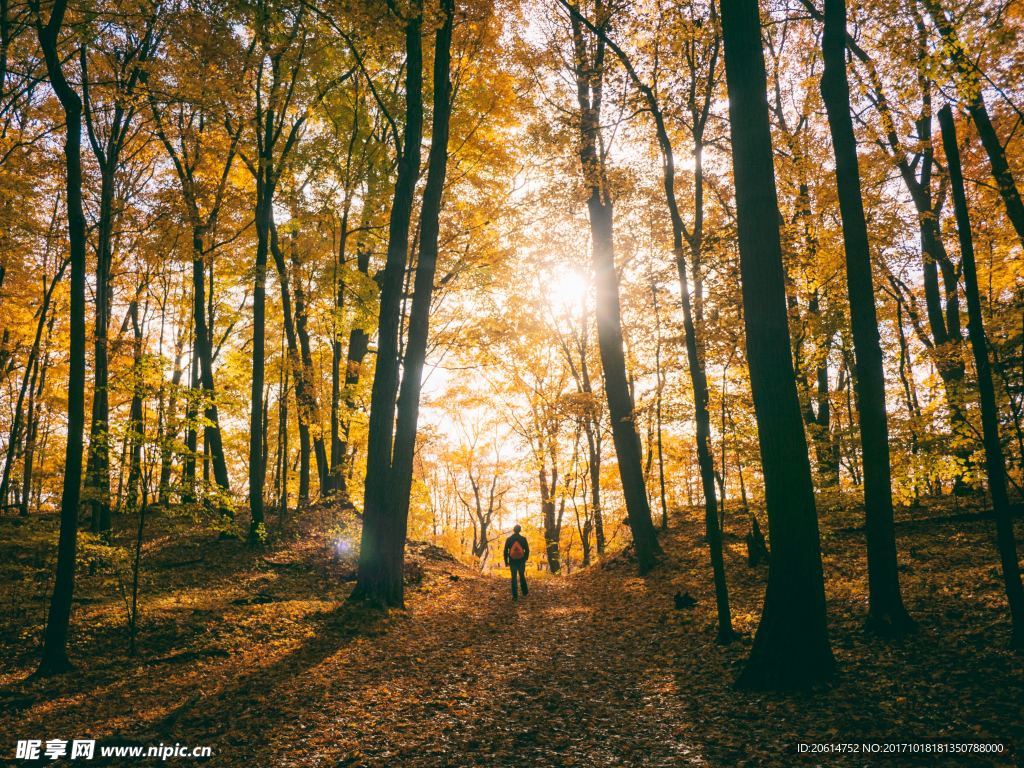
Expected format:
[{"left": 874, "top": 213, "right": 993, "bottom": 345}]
[{"left": 503, "top": 533, "right": 529, "bottom": 566}]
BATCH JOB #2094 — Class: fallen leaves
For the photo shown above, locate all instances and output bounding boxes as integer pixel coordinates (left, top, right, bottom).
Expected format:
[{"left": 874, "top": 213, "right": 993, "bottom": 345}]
[{"left": 0, "top": 497, "right": 1022, "bottom": 766}]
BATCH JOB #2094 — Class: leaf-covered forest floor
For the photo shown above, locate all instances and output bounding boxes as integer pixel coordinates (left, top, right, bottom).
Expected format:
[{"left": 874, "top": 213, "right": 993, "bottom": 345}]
[{"left": 1, "top": 496, "right": 1022, "bottom": 766}]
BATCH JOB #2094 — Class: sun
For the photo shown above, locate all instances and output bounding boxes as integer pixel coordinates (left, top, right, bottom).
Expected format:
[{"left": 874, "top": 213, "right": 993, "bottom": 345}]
[{"left": 544, "top": 268, "right": 590, "bottom": 317}]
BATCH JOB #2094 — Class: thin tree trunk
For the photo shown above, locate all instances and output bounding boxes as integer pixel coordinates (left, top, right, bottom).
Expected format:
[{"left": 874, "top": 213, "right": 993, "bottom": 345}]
[
  {"left": 821, "top": 0, "right": 913, "bottom": 635},
  {"left": 652, "top": 281, "right": 668, "bottom": 531},
  {"left": 0, "top": 259, "right": 66, "bottom": 506},
  {"left": 289, "top": 219, "right": 329, "bottom": 497},
  {"left": 540, "top": 467, "right": 561, "bottom": 573},
  {"left": 249, "top": 176, "right": 271, "bottom": 540},
  {"left": 125, "top": 299, "right": 144, "bottom": 515},
  {"left": 182, "top": 321, "right": 198, "bottom": 501},
  {"left": 191, "top": 230, "right": 231, "bottom": 502},
  {"left": 19, "top": 367, "right": 41, "bottom": 515},
  {"left": 892, "top": 298, "right": 922, "bottom": 495},
  {"left": 85, "top": 169, "right": 114, "bottom": 534},
  {"left": 158, "top": 332, "right": 185, "bottom": 505},
  {"left": 568, "top": 4, "right": 661, "bottom": 573},
  {"left": 19, "top": 307, "right": 55, "bottom": 517},
  {"left": 574, "top": 295, "right": 604, "bottom": 555},
  {"left": 268, "top": 220, "right": 321, "bottom": 504},
  {"left": 36, "top": 0, "right": 88, "bottom": 675},
  {"left": 328, "top": 218, "right": 346, "bottom": 496},
  {"left": 327, "top": 174, "right": 357, "bottom": 497},
  {"left": 333, "top": 216, "right": 375, "bottom": 494},
  {"left": 277, "top": 338, "right": 290, "bottom": 530},
  {"left": 586, "top": 423, "right": 604, "bottom": 556},
  {"left": 564, "top": 0, "right": 726, "bottom": 609},
  {"left": 939, "top": 105, "right": 1024, "bottom": 647}
]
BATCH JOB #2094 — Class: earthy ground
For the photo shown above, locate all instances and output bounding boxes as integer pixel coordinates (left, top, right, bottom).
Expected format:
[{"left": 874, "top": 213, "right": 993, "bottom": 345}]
[{"left": 1, "top": 495, "right": 1023, "bottom": 766}]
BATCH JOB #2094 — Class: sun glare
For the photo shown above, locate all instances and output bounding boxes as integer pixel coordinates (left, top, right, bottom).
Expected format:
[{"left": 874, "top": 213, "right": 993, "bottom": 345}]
[{"left": 544, "top": 268, "right": 590, "bottom": 316}]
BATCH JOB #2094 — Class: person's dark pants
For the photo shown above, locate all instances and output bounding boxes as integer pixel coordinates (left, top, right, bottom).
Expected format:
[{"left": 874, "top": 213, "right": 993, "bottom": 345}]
[{"left": 510, "top": 560, "right": 528, "bottom": 598}]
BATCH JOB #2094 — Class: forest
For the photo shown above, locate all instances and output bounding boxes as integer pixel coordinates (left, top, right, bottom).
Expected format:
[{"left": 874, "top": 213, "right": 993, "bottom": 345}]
[{"left": 1, "top": 0, "right": 1024, "bottom": 763}]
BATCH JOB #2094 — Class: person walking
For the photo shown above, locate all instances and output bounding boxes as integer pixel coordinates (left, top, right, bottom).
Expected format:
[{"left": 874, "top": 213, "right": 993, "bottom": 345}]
[{"left": 503, "top": 525, "right": 530, "bottom": 600}]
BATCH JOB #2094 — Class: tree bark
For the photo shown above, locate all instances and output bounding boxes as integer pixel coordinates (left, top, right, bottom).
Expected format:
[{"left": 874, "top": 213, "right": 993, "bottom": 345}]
[{"left": 651, "top": 282, "right": 668, "bottom": 531}]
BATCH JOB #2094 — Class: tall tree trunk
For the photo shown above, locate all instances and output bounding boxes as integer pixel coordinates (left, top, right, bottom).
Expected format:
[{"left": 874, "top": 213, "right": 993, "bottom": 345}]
[
  {"left": 939, "top": 105, "right": 1024, "bottom": 648},
  {"left": 268, "top": 220, "right": 323, "bottom": 505},
  {"left": 382, "top": 0, "right": 455, "bottom": 606},
  {"left": 564, "top": 0, "right": 729, "bottom": 626},
  {"left": 352, "top": 7, "right": 424, "bottom": 607},
  {"left": 568, "top": 4, "right": 661, "bottom": 573},
  {"left": 540, "top": 467, "right": 561, "bottom": 573},
  {"left": 588, "top": 192, "right": 661, "bottom": 573},
  {"left": 249, "top": 178, "right": 272, "bottom": 540},
  {"left": 158, "top": 333, "right": 185, "bottom": 505},
  {"left": 20, "top": 341, "right": 49, "bottom": 517},
  {"left": 182, "top": 322, "right": 198, "bottom": 501},
  {"left": 278, "top": 354, "right": 289, "bottom": 524},
  {"left": 652, "top": 282, "right": 668, "bottom": 531},
  {"left": 191, "top": 232, "right": 231, "bottom": 503},
  {"left": 820, "top": 0, "right": 913, "bottom": 635},
  {"left": 36, "top": 0, "right": 87, "bottom": 675},
  {"left": 289, "top": 220, "right": 329, "bottom": 497},
  {"left": 328, "top": 217, "right": 347, "bottom": 496},
  {"left": 125, "top": 299, "right": 144, "bottom": 515},
  {"left": 336, "top": 237, "right": 373, "bottom": 492},
  {"left": 85, "top": 169, "right": 114, "bottom": 534},
  {"left": 585, "top": 422, "right": 604, "bottom": 556},
  {"left": 720, "top": 0, "right": 834, "bottom": 689}
]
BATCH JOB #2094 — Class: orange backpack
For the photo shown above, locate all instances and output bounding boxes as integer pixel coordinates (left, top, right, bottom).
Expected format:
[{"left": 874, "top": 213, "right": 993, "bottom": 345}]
[{"left": 509, "top": 540, "right": 525, "bottom": 561}]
